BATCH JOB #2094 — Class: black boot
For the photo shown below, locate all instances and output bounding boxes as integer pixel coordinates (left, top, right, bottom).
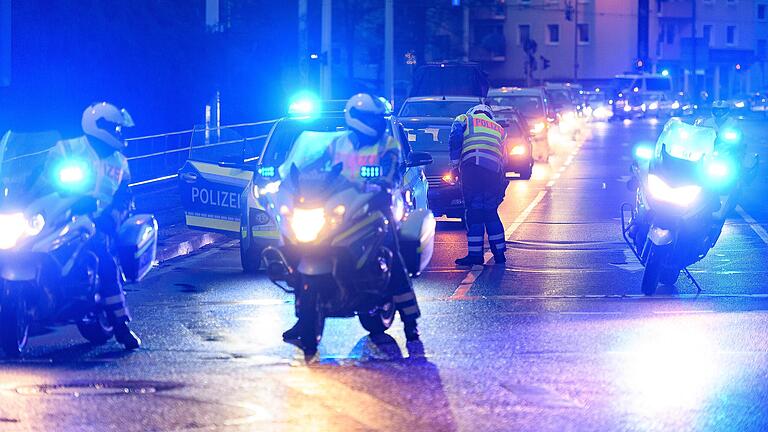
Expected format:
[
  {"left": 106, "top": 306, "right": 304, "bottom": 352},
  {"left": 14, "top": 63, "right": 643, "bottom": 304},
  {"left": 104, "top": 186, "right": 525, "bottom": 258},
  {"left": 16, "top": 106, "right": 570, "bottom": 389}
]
[
  {"left": 493, "top": 253, "right": 507, "bottom": 264},
  {"left": 403, "top": 320, "right": 420, "bottom": 342},
  {"left": 455, "top": 255, "right": 484, "bottom": 266},
  {"left": 282, "top": 320, "right": 302, "bottom": 342},
  {"left": 113, "top": 321, "right": 141, "bottom": 350}
]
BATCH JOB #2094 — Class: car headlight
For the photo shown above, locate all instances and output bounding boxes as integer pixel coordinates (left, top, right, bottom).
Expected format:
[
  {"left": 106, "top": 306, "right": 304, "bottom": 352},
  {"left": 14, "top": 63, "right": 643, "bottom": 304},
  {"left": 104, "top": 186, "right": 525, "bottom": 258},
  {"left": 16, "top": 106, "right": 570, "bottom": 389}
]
[
  {"left": 648, "top": 102, "right": 659, "bottom": 110},
  {"left": 647, "top": 174, "right": 701, "bottom": 206},
  {"left": 290, "top": 208, "right": 326, "bottom": 243},
  {"left": 530, "top": 122, "right": 546, "bottom": 135},
  {"left": 624, "top": 105, "right": 632, "bottom": 112},
  {"left": 671, "top": 101, "right": 681, "bottom": 110},
  {"left": 0, "top": 213, "right": 45, "bottom": 250},
  {"left": 734, "top": 101, "right": 745, "bottom": 108}
]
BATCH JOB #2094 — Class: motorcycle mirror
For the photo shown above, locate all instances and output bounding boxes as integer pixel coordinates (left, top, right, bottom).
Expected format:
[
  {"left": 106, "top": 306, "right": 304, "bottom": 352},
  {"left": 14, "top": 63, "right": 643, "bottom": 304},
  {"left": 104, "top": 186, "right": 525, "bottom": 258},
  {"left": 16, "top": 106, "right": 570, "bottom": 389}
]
[{"left": 407, "top": 151, "right": 433, "bottom": 167}]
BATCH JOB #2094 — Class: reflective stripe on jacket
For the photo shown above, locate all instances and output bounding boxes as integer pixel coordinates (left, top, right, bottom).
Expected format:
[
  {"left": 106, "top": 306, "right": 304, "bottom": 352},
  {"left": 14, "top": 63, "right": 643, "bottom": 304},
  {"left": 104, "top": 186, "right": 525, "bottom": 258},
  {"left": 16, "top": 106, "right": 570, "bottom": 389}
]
[{"left": 458, "top": 113, "right": 504, "bottom": 172}]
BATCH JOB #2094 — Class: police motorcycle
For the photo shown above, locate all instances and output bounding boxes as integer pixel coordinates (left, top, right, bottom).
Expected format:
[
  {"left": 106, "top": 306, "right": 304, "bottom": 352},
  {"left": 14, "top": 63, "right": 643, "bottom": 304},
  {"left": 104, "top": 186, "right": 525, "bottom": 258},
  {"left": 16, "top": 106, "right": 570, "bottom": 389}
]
[
  {"left": 0, "top": 132, "right": 158, "bottom": 356},
  {"left": 259, "top": 143, "right": 435, "bottom": 354},
  {"left": 622, "top": 119, "right": 758, "bottom": 295}
]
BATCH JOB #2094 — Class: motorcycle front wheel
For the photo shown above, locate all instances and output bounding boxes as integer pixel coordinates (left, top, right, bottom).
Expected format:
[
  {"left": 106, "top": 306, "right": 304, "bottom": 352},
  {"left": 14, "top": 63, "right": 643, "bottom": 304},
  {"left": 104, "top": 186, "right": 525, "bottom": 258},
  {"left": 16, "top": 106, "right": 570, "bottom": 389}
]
[
  {"left": 296, "top": 276, "right": 325, "bottom": 356},
  {"left": 641, "top": 244, "right": 669, "bottom": 296},
  {"left": 358, "top": 298, "right": 395, "bottom": 335},
  {"left": 77, "top": 310, "right": 115, "bottom": 345},
  {"left": 0, "top": 284, "right": 31, "bottom": 357}
]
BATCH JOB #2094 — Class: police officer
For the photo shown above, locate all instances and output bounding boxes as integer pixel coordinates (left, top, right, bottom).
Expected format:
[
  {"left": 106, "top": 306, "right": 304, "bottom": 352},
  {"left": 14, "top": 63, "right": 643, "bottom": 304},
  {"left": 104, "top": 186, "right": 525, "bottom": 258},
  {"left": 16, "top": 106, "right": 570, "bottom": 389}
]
[
  {"left": 50, "top": 103, "right": 141, "bottom": 349},
  {"left": 450, "top": 104, "right": 508, "bottom": 266},
  {"left": 282, "top": 93, "right": 422, "bottom": 342}
]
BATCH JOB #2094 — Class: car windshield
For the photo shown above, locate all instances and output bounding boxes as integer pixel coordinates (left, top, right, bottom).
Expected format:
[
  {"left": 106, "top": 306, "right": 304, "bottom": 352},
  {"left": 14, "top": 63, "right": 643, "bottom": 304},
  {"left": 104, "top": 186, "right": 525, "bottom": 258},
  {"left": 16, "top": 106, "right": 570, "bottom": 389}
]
[
  {"left": 611, "top": 77, "right": 637, "bottom": 92},
  {"left": 656, "top": 120, "right": 716, "bottom": 162},
  {"left": 488, "top": 95, "right": 544, "bottom": 118},
  {"left": 546, "top": 89, "right": 572, "bottom": 107},
  {"left": 646, "top": 78, "right": 672, "bottom": 92},
  {"left": 399, "top": 101, "right": 478, "bottom": 118},
  {"left": 260, "top": 117, "right": 347, "bottom": 177},
  {"left": 0, "top": 131, "right": 62, "bottom": 207}
]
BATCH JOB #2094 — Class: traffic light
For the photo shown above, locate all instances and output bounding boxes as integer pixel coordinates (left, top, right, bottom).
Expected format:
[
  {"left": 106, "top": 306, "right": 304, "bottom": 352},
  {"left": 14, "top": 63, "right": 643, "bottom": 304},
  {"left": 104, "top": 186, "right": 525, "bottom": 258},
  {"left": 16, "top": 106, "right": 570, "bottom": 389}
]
[{"left": 540, "top": 56, "right": 551, "bottom": 70}]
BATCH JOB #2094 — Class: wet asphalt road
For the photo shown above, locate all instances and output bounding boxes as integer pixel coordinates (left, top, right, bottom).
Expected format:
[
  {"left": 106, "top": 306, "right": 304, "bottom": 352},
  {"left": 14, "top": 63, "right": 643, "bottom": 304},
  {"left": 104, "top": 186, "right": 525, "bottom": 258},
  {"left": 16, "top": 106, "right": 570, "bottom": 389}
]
[{"left": 2, "top": 117, "right": 768, "bottom": 431}]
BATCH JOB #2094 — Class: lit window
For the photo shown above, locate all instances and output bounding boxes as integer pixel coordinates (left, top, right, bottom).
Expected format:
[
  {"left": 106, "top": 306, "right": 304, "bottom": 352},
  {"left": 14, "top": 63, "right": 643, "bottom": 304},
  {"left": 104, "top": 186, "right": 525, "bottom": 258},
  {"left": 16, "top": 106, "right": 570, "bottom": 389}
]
[{"left": 547, "top": 24, "right": 560, "bottom": 45}]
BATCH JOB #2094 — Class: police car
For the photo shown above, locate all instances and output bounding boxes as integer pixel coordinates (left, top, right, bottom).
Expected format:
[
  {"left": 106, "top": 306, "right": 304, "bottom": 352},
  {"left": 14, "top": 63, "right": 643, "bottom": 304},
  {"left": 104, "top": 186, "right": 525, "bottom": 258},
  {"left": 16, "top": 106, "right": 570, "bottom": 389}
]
[{"left": 180, "top": 97, "right": 430, "bottom": 273}]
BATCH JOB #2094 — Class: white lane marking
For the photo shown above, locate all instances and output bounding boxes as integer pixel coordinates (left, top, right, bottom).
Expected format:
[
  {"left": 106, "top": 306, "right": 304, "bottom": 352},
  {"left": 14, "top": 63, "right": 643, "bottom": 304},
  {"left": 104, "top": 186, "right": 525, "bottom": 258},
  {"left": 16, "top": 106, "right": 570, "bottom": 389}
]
[
  {"left": 736, "top": 206, "right": 768, "bottom": 245},
  {"left": 450, "top": 190, "right": 548, "bottom": 300},
  {"left": 546, "top": 180, "right": 556, "bottom": 188}
]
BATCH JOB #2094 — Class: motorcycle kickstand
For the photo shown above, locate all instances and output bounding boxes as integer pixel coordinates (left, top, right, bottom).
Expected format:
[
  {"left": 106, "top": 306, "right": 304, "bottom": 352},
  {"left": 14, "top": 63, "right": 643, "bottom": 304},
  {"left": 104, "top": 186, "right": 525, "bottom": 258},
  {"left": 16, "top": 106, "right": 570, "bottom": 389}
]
[{"left": 683, "top": 268, "right": 702, "bottom": 294}]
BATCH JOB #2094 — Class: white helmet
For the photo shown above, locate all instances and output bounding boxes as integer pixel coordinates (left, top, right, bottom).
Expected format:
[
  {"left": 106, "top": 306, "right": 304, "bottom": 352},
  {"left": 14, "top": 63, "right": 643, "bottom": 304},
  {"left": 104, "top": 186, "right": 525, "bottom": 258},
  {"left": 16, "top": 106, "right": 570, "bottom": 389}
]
[
  {"left": 82, "top": 102, "right": 135, "bottom": 150},
  {"left": 467, "top": 104, "right": 494, "bottom": 120},
  {"left": 345, "top": 93, "right": 388, "bottom": 138}
]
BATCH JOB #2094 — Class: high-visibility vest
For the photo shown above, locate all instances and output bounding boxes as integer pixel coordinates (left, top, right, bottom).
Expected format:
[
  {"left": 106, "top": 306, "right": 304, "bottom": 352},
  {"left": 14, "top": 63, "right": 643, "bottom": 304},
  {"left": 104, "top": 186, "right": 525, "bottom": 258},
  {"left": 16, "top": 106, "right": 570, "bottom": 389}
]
[
  {"left": 330, "top": 132, "right": 400, "bottom": 182},
  {"left": 49, "top": 136, "right": 130, "bottom": 215},
  {"left": 458, "top": 113, "right": 504, "bottom": 172}
]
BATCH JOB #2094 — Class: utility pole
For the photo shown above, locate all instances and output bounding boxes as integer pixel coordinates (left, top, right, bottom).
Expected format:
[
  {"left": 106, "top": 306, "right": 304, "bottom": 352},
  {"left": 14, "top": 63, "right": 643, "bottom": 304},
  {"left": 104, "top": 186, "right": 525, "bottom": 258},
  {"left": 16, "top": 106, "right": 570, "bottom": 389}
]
[
  {"left": 298, "top": 0, "right": 308, "bottom": 87},
  {"left": 462, "top": 5, "right": 470, "bottom": 62},
  {"left": 573, "top": 0, "right": 578, "bottom": 81},
  {"left": 384, "top": 0, "right": 394, "bottom": 104},
  {"left": 320, "top": 0, "right": 333, "bottom": 99},
  {"left": 691, "top": 0, "right": 698, "bottom": 101}
]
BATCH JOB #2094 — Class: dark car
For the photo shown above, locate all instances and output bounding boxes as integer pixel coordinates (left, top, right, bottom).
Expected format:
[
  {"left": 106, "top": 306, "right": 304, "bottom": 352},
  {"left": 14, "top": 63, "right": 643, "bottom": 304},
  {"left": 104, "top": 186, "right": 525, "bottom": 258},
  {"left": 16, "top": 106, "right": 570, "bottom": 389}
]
[{"left": 492, "top": 107, "right": 534, "bottom": 180}]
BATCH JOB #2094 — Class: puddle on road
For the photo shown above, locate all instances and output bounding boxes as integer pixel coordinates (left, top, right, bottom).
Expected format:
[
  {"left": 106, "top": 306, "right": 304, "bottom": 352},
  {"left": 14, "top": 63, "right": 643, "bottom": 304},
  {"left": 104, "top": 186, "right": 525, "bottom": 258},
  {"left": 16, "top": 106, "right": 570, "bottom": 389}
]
[{"left": 14, "top": 380, "right": 183, "bottom": 397}]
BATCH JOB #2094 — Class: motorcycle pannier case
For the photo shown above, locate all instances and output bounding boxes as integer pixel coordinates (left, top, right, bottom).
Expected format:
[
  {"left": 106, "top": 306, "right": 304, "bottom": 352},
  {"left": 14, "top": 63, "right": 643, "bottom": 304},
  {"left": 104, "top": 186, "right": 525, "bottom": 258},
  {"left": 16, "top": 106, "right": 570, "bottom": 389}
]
[
  {"left": 398, "top": 209, "right": 436, "bottom": 275},
  {"left": 117, "top": 214, "right": 158, "bottom": 282}
]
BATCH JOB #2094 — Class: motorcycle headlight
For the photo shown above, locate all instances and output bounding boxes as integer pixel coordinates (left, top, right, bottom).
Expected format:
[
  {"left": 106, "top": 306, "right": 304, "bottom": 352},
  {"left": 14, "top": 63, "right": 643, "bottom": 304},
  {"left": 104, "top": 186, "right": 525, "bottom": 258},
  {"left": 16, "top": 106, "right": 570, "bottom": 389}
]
[
  {"left": 290, "top": 208, "right": 326, "bottom": 243},
  {"left": 0, "top": 213, "right": 45, "bottom": 250},
  {"left": 647, "top": 174, "right": 701, "bottom": 206}
]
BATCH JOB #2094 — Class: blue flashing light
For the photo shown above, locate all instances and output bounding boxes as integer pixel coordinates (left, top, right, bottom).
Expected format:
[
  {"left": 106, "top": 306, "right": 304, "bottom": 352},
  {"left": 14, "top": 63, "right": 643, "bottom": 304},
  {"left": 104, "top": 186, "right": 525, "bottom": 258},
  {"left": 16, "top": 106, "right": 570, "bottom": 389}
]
[
  {"left": 288, "top": 92, "right": 321, "bottom": 117},
  {"left": 54, "top": 159, "right": 91, "bottom": 192},
  {"left": 360, "top": 165, "right": 381, "bottom": 178},
  {"left": 720, "top": 128, "right": 740, "bottom": 143},
  {"left": 706, "top": 160, "right": 730, "bottom": 180},
  {"left": 258, "top": 166, "right": 276, "bottom": 177},
  {"left": 635, "top": 146, "right": 654, "bottom": 161}
]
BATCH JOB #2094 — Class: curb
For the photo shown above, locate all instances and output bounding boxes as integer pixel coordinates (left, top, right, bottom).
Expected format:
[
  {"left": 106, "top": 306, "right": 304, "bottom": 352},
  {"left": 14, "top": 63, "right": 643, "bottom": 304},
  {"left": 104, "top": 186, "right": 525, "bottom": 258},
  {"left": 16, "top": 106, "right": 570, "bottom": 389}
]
[{"left": 155, "top": 230, "right": 231, "bottom": 263}]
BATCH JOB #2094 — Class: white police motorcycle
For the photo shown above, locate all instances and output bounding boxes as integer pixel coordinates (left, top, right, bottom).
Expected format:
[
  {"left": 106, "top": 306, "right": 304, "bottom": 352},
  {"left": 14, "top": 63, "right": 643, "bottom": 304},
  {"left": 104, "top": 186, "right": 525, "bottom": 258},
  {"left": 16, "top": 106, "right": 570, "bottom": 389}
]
[
  {"left": 0, "top": 132, "right": 157, "bottom": 356},
  {"left": 622, "top": 119, "right": 757, "bottom": 295}
]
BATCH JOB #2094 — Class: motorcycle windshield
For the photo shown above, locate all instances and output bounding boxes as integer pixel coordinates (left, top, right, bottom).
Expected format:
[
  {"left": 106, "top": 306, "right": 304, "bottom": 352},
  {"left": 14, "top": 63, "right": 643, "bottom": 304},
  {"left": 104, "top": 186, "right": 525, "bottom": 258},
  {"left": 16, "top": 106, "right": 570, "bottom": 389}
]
[
  {"left": 278, "top": 130, "right": 347, "bottom": 180},
  {"left": 655, "top": 120, "right": 716, "bottom": 163},
  {"left": 0, "top": 131, "right": 62, "bottom": 208}
]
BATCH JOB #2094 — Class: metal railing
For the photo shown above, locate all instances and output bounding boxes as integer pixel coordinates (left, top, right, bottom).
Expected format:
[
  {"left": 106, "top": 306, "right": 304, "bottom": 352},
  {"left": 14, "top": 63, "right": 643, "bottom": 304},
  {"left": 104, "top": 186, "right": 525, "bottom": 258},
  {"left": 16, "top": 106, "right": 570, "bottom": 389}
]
[{"left": 125, "top": 119, "right": 279, "bottom": 187}]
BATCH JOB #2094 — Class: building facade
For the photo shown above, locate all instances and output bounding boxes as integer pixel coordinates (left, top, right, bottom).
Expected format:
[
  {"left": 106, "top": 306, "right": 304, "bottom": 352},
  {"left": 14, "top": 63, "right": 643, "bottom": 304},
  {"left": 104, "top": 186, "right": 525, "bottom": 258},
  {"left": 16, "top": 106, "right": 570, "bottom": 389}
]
[
  {"left": 470, "top": 0, "right": 661, "bottom": 85},
  {"left": 657, "top": 0, "right": 767, "bottom": 98}
]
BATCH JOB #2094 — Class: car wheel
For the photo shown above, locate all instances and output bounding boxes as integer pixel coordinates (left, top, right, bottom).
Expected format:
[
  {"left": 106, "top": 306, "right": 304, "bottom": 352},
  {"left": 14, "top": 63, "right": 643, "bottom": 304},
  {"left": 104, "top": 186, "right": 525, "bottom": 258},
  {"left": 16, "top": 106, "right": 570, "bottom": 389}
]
[{"left": 240, "top": 238, "right": 263, "bottom": 274}]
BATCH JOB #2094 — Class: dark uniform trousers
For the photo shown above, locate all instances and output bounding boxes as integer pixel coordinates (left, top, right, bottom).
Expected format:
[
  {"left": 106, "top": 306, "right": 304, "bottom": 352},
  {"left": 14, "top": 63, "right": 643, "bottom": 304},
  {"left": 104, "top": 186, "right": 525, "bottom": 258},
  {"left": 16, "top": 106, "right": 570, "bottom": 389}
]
[{"left": 460, "top": 162, "right": 507, "bottom": 258}]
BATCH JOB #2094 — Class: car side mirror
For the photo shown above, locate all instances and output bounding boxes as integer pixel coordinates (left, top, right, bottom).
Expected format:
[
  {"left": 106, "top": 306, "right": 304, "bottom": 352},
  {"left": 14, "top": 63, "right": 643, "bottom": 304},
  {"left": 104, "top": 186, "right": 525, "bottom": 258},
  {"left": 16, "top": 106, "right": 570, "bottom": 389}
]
[
  {"left": 407, "top": 151, "right": 433, "bottom": 167},
  {"left": 217, "top": 158, "right": 259, "bottom": 171}
]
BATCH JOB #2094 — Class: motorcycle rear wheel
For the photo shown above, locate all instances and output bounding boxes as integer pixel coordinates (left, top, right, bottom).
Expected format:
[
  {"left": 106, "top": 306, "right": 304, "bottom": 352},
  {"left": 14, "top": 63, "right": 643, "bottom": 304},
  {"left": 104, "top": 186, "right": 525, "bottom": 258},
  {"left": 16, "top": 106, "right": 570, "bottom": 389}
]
[
  {"left": 358, "top": 299, "right": 395, "bottom": 335},
  {"left": 77, "top": 311, "right": 115, "bottom": 345},
  {"left": 0, "top": 287, "right": 30, "bottom": 358},
  {"left": 296, "top": 276, "right": 325, "bottom": 356}
]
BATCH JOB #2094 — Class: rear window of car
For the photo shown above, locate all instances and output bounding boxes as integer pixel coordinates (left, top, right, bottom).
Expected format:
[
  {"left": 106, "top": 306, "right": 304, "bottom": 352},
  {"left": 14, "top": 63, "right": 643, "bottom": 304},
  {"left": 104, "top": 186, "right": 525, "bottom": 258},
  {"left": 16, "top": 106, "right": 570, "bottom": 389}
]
[
  {"left": 406, "top": 127, "right": 451, "bottom": 153},
  {"left": 546, "top": 89, "right": 572, "bottom": 107},
  {"left": 488, "top": 95, "right": 544, "bottom": 118},
  {"left": 645, "top": 78, "right": 672, "bottom": 92},
  {"left": 399, "top": 101, "right": 478, "bottom": 118}
]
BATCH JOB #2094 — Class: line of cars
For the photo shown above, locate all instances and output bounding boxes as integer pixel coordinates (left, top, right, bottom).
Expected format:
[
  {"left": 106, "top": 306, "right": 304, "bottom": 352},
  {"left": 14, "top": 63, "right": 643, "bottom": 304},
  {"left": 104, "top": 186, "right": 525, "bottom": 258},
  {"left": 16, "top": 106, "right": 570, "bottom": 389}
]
[{"left": 177, "top": 63, "right": 587, "bottom": 272}]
